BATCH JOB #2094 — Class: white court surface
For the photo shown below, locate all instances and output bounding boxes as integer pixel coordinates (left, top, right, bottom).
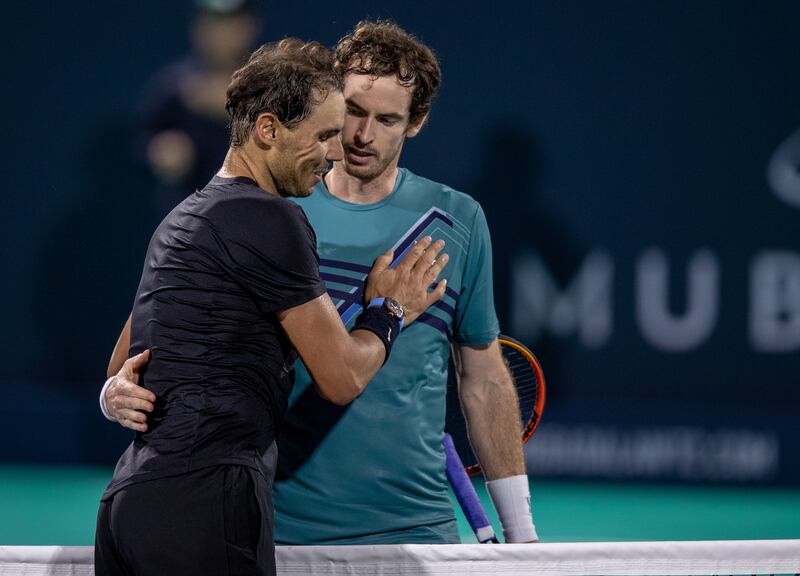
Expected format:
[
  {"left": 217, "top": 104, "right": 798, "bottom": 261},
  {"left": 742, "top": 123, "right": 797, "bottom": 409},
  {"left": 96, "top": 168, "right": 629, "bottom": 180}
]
[{"left": 1, "top": 540, "right": 799, "bottom": 575}]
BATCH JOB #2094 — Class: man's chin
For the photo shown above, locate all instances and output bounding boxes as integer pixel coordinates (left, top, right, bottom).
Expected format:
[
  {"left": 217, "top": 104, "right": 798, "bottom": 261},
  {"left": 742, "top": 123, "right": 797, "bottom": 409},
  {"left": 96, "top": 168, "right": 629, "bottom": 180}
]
[
  {"left": 343, "top": 160, "right": 382, "bottom": 181},
  {"left": 294, "top": 187, "right": 315, "bottom": 198},
  {"left": 277, "top": 185, "right": 315, "bottom": 199}
]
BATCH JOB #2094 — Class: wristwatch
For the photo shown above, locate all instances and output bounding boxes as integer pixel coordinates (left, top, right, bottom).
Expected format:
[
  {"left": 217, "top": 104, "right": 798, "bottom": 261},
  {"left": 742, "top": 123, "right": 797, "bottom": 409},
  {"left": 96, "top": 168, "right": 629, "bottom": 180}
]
[
  {"left": 368, "top": 297, "right": 405, "bottom": 327},
  {"left": 381, "top": 297, "right": 405, "bottom": 323}
]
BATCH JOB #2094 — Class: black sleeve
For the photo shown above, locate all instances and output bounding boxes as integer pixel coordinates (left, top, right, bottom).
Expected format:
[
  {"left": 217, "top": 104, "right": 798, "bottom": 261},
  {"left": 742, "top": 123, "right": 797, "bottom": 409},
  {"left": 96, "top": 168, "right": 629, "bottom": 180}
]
[{"left": 213, "top": 196, "right": 327, "bottom": 314}]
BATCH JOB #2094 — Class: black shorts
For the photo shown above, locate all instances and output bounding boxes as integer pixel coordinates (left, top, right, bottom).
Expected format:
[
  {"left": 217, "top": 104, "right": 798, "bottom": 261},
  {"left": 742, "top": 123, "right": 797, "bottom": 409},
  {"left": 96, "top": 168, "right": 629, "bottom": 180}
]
[{"left": 95, "top": 463, "right": 274, "bottom": 576}]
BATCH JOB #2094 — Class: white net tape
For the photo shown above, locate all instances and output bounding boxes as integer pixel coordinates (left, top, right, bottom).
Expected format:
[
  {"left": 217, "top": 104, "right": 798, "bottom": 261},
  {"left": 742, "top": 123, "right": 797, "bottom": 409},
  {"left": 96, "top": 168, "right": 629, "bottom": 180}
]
[{"left": 1, "top": 540, "right": 798, "bottom": 576}]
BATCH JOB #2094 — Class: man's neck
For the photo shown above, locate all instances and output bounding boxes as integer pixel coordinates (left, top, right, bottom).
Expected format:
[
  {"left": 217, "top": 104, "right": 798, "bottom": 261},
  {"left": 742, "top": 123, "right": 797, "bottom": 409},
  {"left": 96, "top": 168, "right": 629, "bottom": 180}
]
[
  {"left": 326, "top": 162, "right": 399, "bottom": 205},
  {"left": 218, "top": 147, "right": 279, "bottom": 196}
]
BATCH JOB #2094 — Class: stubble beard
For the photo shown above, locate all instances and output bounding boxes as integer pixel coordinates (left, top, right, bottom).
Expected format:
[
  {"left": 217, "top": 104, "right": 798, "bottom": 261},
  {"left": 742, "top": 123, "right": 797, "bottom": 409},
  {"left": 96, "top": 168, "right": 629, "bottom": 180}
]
[{"left": 344, "top": 142, "right": 402, "bottom": 183}]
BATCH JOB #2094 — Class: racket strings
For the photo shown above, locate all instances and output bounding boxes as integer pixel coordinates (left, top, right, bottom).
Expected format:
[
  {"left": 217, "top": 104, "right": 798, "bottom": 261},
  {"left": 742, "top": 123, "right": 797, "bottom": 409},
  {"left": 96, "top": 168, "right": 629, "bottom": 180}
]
[{"left": 505, "top": 350, "right": 539, "bottom": 423}]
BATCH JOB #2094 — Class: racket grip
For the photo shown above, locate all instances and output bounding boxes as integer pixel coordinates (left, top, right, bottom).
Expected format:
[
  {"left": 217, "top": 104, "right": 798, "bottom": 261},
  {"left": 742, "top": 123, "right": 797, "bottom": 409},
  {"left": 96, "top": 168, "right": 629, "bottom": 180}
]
[{"left": 444, "top": 433, "right": 498, "bottom": 543}]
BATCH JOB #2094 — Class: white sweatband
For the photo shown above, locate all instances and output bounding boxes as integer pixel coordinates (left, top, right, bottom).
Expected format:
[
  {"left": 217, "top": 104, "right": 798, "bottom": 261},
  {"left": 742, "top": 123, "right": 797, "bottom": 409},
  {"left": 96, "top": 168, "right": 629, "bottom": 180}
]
[
  {"left": 99, "top": 377, "right": 117, "bottom": 422},
  {"left": 485, "top": 474, "right": 539, "bottom": 542}
]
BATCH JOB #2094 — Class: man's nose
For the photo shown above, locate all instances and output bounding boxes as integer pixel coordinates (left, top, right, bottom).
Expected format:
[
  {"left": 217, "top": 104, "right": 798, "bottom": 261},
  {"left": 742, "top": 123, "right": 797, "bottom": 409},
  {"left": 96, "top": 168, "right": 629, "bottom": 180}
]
[
  {"left": 355, "top": 117, "right": 374, "bottom": 145},
  {"left": 326, "top": 135, "right": 344, "bottom": 161}
]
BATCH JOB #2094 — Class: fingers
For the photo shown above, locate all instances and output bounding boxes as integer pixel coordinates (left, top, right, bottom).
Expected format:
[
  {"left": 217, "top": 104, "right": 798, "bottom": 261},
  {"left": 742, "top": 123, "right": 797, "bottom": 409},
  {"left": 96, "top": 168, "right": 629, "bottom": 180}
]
[
  {"left": 123, "top": 421, "right": 148, "bottom": 433},
  {"left": 118, "top": 413, "right": 149, "bottom": 433},
  {"left": 411, "top": 239, "right": 446, "bottom": 275},
  {"left": 395, "top": 236, "right": 433, "bottom": 271},
  {"left": 363, "top": 237, "right": 448, "bottom": 320},
  {"left": 122, "top": 382, "right": 157, "bottom": 404},
  {"left": 414, "top": 248, "right": 450, "bottom": 282},
  {"left": 109, "top": 350, "right": 156, "bottom": 431},
  {"left": 108, "top": 387, "right": 154, "bottom": 430},
  {"left": 369, "top": 248, "right": 394, "bottom": 277},
  {"left": 111, "top": 393, "right": 155, "bottom": 414},
  {"left": 425, "top": 278, "right": 448, "bottom": 306},
  {"left": 108, "top": 386, "right": 154, "bottom": 432},
  {"left": 115, "top": 407, "right": 149, "bottom": 425},
  {"left": 125, "top": 349, "right": 150, "bottom": 374},
  {"left": 420, "top": 251, "right": 449, "bottom": 282},
  {"left": 110, "top": 375, "right": 157, "bottom": 404}
]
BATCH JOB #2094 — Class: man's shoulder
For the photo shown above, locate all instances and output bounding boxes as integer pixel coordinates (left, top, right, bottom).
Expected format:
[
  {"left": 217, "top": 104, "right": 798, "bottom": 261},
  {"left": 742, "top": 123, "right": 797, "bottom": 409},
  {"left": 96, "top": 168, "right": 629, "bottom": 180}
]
[
  {"left": 179, "top": 178, "right": 310, "bottom": 243},
  {"left": 201, "top": 177, "right": 302, "bottom": 216},
  {"left": 398, "top": 168, "right": 483, "bottom": 221}
]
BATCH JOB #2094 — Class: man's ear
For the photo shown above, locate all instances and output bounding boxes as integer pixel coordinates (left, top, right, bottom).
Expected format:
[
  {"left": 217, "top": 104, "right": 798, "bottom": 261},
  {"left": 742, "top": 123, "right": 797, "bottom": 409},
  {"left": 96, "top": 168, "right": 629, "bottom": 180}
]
[
  {"left": 254, "top": 112, "right": 279, "bottom": 147},
  {"left": 405, "top": 113, "right": 429, "bottom": 139}
]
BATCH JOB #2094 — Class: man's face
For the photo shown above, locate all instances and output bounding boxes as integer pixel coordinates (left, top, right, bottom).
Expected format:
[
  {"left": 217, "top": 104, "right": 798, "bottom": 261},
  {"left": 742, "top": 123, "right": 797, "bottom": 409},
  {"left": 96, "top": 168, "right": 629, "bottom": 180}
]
[
  {"left": 340, "top": 73, "right": 424, "bottom": 182},
  {"left": 272, "top": 90, "right": 345, "bottom": 198}
]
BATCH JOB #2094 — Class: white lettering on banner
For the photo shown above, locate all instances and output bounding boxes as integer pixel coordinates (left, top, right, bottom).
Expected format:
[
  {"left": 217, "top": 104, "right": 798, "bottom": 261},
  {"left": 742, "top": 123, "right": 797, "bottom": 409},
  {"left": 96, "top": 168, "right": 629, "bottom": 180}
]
[
  {"left": 525, "top": 425, "right": 780, "bottom": 481},
  {"left": 750, "top": 251, "right": 800, "bottom": 352},
  {"left": 767, "top": 127, "right": 800, "bottom": 209},
  {"left": 636, "top": 248, "right": 719, "bottom": 352},
  {"left": 511, "top": 249, "right": 800, "bottom": 352},
  {"left": 511, "top": 251, "right": 612, "bottom": 348}
]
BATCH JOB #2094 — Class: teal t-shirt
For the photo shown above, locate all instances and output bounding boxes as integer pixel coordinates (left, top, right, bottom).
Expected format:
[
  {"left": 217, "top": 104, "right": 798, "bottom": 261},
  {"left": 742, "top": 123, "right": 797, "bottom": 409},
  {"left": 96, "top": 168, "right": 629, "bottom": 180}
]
[{"left": 274, "top": 168, "right": 499, "bottom": 544}]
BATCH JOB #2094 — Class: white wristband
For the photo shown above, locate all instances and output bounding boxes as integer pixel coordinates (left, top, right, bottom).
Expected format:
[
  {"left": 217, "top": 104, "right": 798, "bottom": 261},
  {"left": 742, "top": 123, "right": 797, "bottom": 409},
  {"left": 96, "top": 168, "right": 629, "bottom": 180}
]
[
  {"left": 99, "top": 377, "right": 117, "bottom": 422},
  {"left": 485, "top": 474, "right": 539, "bottom": 543}
]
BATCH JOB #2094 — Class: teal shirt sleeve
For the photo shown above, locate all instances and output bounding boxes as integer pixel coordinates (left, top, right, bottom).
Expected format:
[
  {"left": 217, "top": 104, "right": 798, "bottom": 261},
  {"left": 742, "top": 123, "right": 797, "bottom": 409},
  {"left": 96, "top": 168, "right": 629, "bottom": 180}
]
[{"left": 452, "top": 203, "right": 500, "bottom": 345}]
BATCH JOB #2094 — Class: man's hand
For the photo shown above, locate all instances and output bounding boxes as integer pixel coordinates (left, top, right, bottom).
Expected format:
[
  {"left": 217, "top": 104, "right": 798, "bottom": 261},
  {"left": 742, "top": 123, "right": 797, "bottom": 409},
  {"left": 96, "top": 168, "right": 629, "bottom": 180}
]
[
  {"left": 364, "top": 236, "right": 449, "bottom": 325},
  {"left": 105, "top": 350, "right": 155, "bottom": 433}
]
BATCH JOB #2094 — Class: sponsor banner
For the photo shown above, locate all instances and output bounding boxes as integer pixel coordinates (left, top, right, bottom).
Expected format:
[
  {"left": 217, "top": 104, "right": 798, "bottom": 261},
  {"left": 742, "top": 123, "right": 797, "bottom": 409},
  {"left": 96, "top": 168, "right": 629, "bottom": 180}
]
[{"left": 526, "top": 423, "right": 786, "bottom": 484}]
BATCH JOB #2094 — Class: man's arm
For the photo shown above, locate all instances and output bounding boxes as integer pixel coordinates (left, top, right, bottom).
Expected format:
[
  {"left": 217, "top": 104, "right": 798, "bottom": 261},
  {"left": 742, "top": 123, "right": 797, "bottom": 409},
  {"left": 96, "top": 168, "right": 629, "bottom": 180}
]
[
  {"left": 279, "top": 239, "right": 447, "bottom": 405},
  {"left": 108, "top": 315, "right": 132, "bottom": 376},
  {"left": 453, "top": 340, "right": 539, "bottom": 542},
  {"left": 452, "top": 340, "right": 525, "bottom": 479},
  {"left": 103, "top": 237, "right": 448, "bottom": 423}
]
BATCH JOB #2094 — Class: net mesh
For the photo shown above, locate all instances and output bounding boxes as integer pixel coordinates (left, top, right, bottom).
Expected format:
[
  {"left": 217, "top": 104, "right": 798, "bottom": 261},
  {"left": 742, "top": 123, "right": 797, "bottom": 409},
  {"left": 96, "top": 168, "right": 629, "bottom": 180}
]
[{"left": 2, "top": 540, "right": 798, "bottom": 576}]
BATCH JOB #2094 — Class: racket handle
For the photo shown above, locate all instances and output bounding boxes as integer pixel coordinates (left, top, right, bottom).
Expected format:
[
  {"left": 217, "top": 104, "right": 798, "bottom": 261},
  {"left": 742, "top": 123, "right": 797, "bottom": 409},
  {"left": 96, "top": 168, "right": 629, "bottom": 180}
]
[{"left": 444, "top": 433, "right": 498, "bottom": 543}]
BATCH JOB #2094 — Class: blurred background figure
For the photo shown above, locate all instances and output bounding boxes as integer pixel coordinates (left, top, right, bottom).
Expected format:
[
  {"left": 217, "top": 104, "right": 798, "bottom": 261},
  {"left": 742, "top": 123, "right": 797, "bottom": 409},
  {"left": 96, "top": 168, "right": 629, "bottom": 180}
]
[{"left": 138, "top": 0, "right": 262, "bottom": 216}]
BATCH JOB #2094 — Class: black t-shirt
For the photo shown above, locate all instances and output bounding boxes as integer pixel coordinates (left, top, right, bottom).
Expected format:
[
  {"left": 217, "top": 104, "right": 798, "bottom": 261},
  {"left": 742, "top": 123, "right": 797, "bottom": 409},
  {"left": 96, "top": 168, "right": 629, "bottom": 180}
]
[{"left": 103, "top": 175, "right": 326, "bottom": 498}]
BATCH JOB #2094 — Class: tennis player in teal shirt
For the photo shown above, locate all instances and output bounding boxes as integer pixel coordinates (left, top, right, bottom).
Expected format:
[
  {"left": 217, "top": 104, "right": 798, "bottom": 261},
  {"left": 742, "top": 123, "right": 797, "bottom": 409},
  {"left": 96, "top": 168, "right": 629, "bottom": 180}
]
[{"left": 273, "top": 21, "right": 538, "bottom": 545}]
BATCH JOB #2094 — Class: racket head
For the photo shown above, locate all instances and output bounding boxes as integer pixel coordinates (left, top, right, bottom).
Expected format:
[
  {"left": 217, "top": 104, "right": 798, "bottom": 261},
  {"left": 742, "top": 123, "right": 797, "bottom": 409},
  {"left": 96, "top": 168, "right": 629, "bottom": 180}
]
[{"left": 445, "top": 334, "right": 546, "bottom": 477}]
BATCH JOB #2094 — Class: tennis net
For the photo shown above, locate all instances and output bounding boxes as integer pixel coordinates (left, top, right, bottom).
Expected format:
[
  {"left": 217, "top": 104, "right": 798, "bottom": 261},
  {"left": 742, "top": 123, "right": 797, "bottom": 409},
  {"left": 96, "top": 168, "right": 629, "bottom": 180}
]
[{"left": 1, "top": 540, "right": 798, "bottom": 575}]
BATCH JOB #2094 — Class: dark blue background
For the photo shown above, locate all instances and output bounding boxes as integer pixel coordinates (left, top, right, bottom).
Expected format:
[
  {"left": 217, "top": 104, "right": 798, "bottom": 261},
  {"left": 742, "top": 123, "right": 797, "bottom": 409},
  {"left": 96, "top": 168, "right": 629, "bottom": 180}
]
[{"left": 3, "top": 1, "right": 798, "bottom": 483}]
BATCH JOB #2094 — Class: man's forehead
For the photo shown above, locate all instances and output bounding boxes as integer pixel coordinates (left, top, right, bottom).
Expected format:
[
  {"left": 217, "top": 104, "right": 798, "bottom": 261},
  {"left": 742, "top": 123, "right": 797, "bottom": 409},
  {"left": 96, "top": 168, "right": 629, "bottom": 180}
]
[{"left": 343, "top": 73, "right": 412, "bottom": 111}]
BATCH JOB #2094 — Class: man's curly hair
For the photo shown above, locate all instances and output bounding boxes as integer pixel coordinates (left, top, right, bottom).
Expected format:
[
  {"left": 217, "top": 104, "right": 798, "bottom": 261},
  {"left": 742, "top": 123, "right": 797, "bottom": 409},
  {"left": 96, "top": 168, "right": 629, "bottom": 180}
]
[
  {"left": 226, "top": 38, "right": 343, "bottom": 146},
  {"left": 335, "top": 20, "right": 441, "bottom": 127}
]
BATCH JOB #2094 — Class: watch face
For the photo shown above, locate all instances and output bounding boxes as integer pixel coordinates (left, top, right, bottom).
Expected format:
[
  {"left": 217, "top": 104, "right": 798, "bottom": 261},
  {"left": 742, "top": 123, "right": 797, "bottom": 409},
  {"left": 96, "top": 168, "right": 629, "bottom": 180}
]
[{"left": 384, "top": 298, "right": 405, "bottom": 320}]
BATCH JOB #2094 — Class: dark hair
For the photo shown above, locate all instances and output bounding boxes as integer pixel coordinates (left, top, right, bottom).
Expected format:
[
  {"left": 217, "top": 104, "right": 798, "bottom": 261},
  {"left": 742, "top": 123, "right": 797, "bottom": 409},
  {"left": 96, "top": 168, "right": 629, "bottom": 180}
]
[
  {"left": 226, "top": 38, "right": 343, "bottom": 146},
  {"left": 335, "top": 20, "right": 441, "bottom": 126}
]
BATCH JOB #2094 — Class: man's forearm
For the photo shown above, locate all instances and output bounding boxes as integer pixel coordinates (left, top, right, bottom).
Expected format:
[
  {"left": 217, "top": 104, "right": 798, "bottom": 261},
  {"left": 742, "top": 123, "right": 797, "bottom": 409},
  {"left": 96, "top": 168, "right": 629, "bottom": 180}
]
[
  {"left": 455, "top": 341, "right": 539, "bottom": 542},
  {"left": 108, "top": 315, "right": 132, "bottom": 377},
  {"left": 460, "top": 372, "right": 538, "bottom": 542},
  {"left": 459, "top": 371, "right": 526, "bottom": 480}
]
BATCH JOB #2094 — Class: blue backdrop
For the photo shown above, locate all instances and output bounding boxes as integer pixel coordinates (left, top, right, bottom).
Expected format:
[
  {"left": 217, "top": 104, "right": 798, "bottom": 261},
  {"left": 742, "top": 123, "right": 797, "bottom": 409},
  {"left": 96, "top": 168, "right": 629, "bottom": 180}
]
[{"left": 3, "top": 1, "right": 799, "bottom": 484}]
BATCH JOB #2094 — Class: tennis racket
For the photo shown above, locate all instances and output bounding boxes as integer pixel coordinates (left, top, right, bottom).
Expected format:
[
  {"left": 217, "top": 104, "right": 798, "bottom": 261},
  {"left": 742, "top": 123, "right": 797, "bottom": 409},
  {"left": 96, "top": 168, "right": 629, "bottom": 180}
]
[{"left": 444, "top": 334, "right": 546, "bottom": 543}]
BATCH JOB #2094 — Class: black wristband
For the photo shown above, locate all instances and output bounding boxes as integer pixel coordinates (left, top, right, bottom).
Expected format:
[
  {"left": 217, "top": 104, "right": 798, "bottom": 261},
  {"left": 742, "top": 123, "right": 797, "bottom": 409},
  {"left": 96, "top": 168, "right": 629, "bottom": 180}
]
[{"left": 352, "top": 305, "right": 402, "bottom": 364}]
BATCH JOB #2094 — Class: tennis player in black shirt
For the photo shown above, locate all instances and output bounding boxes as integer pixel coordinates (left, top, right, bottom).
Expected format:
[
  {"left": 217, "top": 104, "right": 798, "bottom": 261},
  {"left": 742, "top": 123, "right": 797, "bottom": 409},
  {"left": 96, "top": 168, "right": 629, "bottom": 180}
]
[{"left": 94, "top": 39, "right": 449, "bottom": 576}]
